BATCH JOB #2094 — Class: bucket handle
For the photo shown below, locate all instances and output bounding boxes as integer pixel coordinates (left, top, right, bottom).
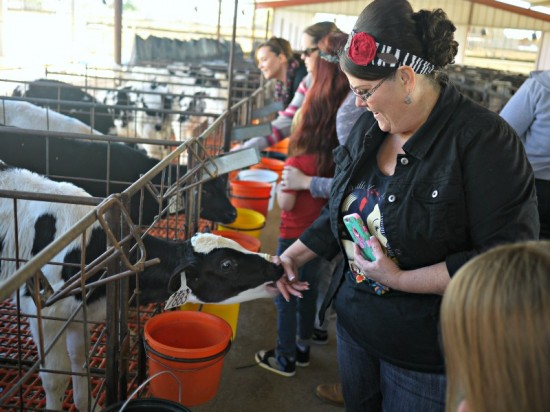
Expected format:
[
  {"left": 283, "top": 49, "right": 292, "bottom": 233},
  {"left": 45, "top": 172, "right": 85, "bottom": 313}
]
[
  {"left": 230, "top": 194, "right": 272, "bottom": 200},
  {"left": 219, "top": 223, "right": 266, "bottom": 232},
  {"left": 144, "top": 337, "right": 232, "bottom": 364},
  {"left": 117, "top": 369, "right": 183, "bottom": 411}
]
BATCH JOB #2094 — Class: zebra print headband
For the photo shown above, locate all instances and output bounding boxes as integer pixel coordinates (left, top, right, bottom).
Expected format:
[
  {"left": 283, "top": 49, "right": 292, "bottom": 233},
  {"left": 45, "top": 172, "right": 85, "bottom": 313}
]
[{"left": 344, "top": 30, "right": 435, "bottom": 75}]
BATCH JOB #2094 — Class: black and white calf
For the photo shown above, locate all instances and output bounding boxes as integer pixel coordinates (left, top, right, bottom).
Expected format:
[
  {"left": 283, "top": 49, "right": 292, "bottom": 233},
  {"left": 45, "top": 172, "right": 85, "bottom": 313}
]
[
  {"left": 13, "top": 79, "right": 116, "bottom": 135},
  {"left": 0, "top": 99, "right": 102, "bottom": 134},
  {"left": 0, "top": 161, "right": 282, "bottom": 411},
  {"left": 101, "top": 80, "right": 201, "bottom": 147},
  {"left": 0, "top": 127, "right": 237, "bottom": 225},
  {"left": 129, "top": 81, "right": 174, "bottom": 159},
  {"left": 99, "top": 85, "right": 137, "bottom": 131},
  {"left": 106, "top": 66, "right": 226, "bottom": 145}
]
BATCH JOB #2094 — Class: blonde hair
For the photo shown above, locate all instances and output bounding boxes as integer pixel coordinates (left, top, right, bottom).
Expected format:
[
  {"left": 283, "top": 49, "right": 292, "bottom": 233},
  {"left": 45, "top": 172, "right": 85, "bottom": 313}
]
[{"left": 441, "top": 241, "right": 550, "bottom": 412}]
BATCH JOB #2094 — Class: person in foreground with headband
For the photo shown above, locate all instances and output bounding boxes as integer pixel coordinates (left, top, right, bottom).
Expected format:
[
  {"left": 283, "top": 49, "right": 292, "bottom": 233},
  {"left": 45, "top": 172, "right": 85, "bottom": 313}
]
[{"left": 273, "top": 0, "right": 539, "bottom": 410}]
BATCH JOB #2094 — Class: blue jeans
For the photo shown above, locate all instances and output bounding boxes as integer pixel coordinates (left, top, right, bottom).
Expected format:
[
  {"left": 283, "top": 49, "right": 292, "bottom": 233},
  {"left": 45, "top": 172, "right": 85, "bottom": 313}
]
[
  {"left": 274, "top": 237, "right": 324, "bottom": 362},
  {"left": 336, "top": 322, "right": 446, "bottom": 412}
]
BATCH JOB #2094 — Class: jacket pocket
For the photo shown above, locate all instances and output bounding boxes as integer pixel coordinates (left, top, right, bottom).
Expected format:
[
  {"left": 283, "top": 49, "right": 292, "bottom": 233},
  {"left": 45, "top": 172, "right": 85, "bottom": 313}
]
[{"left": 411, "top": 180, "right": 465, "bottom": 242}]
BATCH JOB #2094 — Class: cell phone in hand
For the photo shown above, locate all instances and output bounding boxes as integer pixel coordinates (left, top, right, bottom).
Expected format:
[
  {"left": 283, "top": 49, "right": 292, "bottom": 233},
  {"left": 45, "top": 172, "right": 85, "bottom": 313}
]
[{"left": 343, "top": 213, "right": 376, "bottom": 262}]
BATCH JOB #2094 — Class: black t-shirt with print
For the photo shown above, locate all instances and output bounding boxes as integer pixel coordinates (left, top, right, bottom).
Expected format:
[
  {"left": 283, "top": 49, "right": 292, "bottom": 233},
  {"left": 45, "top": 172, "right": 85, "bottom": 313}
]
[{"left": 341, "top": 159, "right": 394, "bottom": 295}]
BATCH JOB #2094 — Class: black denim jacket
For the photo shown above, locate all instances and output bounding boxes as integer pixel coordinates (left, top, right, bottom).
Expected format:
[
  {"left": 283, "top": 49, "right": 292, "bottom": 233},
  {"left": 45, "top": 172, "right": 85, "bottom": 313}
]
[{"left": 300, "top": 81, "right": 539, "bottom": 371}]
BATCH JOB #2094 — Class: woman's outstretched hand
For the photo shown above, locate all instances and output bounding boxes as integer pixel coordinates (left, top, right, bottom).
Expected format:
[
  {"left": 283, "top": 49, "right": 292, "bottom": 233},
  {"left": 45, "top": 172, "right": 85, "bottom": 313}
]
[{"left": 272, "top": 255, "right": 310, "bottom": 301}]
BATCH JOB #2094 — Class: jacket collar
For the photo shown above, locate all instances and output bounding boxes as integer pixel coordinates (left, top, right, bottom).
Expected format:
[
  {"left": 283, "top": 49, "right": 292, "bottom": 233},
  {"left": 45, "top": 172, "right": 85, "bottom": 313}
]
[
  {"left": 402, "top": 81, "right": 462, "bottom": 160},
  {"left": 350, "top": 82, "right": 464, "bottom": 161},
  {"left": 335, "top": 83, "right": 462, "bottom": 165}
]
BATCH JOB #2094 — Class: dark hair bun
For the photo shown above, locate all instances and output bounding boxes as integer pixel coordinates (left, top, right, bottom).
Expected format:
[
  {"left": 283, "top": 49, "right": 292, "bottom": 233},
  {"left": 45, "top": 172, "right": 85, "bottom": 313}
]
[{"left": 413, "top": 9, "right": 458, "bottom": 68}]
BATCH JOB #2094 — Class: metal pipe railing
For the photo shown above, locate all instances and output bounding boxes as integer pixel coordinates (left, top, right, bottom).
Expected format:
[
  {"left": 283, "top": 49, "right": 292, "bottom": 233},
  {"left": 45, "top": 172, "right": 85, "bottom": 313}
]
[{"left": 0, "top": 75, "right": 274, "bottom": 409}]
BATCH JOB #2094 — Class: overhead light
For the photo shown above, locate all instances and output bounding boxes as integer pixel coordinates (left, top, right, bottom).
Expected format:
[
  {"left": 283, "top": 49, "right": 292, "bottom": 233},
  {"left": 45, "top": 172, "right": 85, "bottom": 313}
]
[
  {"left": 530, "top": 5, "right": 550, "bottom": 15},
  {"left": 496, "top": 0, "right": 531, "bottom": 8}
]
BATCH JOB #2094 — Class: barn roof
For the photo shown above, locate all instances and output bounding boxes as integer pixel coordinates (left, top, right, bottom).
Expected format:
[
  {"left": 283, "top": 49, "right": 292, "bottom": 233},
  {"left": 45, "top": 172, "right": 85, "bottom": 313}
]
[{"left": 255, "top": 0, "right": 550, "bottom": 22}]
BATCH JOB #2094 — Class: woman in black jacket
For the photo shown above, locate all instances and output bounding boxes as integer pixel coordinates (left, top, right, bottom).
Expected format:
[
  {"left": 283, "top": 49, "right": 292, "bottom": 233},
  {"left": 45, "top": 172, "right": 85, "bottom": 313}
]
[{"left": 274, "top": 1, "right": 539, "bottom": 411}]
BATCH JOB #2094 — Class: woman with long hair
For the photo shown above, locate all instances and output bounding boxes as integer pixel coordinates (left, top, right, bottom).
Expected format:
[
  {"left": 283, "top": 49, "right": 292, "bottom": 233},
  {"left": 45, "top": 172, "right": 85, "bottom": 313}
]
[
  {"left": 255, "top": 30, "right": 351, "bottom": 377},
  {"left": 238, "top": 21, "right": 340, "bottom": 151}
]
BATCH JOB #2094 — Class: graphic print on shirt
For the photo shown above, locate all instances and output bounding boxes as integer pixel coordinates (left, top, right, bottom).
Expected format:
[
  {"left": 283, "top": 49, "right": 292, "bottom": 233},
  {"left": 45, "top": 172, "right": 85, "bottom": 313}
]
[{"left": 341, "top": 181, "right": 395, "bottom": 295}]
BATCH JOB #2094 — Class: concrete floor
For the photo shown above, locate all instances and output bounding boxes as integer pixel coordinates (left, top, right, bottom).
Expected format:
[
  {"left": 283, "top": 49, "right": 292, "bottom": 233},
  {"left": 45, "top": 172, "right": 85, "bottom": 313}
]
[{"left": 191, "top": 204, "right": 343, "bottom": 412}]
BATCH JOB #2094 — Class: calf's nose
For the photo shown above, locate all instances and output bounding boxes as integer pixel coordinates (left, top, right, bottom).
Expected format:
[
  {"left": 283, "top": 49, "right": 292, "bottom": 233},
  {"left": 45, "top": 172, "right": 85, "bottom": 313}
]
[{"left": 223, "top": 208, "right": 237, "bottom": 224}]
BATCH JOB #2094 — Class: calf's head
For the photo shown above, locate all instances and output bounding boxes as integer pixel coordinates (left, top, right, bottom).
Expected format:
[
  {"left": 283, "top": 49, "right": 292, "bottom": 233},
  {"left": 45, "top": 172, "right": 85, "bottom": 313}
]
[
  {"left": 169, "top": 233, "right": 282, "bottom": 304},
  {"left": 162, "top": 174, "right": 236, "bottom": 224},
  {"left": 177, "top": 91, "right": 207, "bottom": 123},
  {"left": 139, "top": 82, "right": 173, "bottom": 132},
  {"left": 200, "top": 176, "right": 237, "bottom": 224},
  {"left": 104, "top": 86, "right": 137, "bottom": 128}
]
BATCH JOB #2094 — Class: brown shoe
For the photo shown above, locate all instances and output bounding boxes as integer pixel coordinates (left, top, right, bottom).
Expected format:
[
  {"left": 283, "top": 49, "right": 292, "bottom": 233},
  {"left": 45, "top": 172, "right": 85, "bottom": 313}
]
[{"left": 315, "top": 383, "right": 345, "bottom": 407}]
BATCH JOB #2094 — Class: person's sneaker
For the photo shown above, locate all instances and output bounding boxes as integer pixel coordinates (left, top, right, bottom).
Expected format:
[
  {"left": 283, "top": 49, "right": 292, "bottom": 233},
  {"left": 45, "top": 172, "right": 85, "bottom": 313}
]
[
  {"left": 296, "top": 344, "right": 310, "bottom": 367},
  {"left": 312, "top": 328, "right": 329, "bottom": 345},
  {"left": 255, "top": 349, "right": 296, "bottom": 377},
  {"left": 315, "top": 383, "right": 345, "bottom": 407}
]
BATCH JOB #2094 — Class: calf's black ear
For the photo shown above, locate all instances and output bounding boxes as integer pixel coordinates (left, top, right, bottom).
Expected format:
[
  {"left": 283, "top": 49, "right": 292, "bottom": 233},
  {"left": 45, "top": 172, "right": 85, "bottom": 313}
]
[
  {"left": 167, "top": 256, "right": 199, "bottom": 292},
  {"left": 171, "top": 262, "right": 191, "bottom": 278},
  {"left": 168, "top": 270, "right": 186, "bottom": 293}
]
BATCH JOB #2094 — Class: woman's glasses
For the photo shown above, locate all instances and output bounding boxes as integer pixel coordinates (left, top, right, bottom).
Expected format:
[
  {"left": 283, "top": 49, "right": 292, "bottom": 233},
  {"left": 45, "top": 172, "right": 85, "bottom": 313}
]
[
  {"left": 301, "top": 47, "right": 319, "bottom": 57},
  {"left": 349, "top": 77, "right": 388, "bottom": 102}
]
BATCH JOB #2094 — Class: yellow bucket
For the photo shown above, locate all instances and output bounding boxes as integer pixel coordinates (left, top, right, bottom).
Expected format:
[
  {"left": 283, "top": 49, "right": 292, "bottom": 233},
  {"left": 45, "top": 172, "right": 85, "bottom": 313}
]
[
  {"left": 180, "top": 302, "right": 240, "bottom": 339},
  {"left": 216, "top": 207, "right": 266, "bottom": 239}
]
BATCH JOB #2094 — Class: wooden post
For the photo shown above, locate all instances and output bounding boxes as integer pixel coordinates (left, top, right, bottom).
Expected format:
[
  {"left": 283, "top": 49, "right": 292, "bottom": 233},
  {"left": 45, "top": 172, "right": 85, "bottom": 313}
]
[{"left": 114, "top": 0, "right": 122, "bottom": 65}]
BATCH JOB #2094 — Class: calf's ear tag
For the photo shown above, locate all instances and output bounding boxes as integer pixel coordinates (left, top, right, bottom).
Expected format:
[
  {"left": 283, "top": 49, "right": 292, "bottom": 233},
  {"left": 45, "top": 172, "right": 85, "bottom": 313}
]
[{"left": 164, "top": 272, "right": 190, "bottom": 310}]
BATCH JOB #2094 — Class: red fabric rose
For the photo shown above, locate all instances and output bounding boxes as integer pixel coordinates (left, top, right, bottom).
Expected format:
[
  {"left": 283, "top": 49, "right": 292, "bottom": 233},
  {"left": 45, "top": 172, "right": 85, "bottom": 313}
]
[{"left": 348, "top": 32, "right": 377, "bottom": 66}]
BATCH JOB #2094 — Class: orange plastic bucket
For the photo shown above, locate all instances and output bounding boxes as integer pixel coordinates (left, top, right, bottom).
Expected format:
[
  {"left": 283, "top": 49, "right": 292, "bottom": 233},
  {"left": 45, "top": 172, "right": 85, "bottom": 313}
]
[
  {"left": 228, "top": 169, "right": 239, "bottom": 182},
  {"left": 180, "top": 302, "right": 241, "bottom": 339},
  {"left": 144, "top": 311, "right": 233, "bottom": 407},
  {"left": 237, "top": 169, "right": 278, "bottom": 211},
  {"left": 263, "top": 137, "right": 290, "bottom": 156},
  {"left": 250, "top": 157, "right": 285, "bottom": 182},
  {"left": 229, "top": 180, "right": 272, "bottom": 217}
]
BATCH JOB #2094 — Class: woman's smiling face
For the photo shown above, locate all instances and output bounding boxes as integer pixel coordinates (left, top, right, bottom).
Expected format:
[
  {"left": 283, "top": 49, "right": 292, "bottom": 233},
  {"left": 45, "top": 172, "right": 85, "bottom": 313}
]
[
  {"left": 256, "top": 45, "right": 286, "bottom": 81},
  {"left": 345, "top": 72, "right": 398, "bottom": 134}
]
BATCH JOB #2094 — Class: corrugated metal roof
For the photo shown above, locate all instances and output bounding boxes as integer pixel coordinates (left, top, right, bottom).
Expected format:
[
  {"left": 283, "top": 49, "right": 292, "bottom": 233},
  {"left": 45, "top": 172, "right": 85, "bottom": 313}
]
[
  {"left": 255, "top": 0, "right": 550, "bottom": 23},
  {"left": 255, "top": 0, "right": 550, "bottom": 7}
]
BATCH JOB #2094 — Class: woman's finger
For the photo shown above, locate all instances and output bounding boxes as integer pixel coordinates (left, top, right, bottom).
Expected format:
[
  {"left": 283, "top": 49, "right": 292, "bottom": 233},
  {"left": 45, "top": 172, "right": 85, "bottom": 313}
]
[
  {"left": 368, "top": 236, "right": 382, "bottom": 259},
  {"left": 275, "top": 278, "right": 308, "bottom": 301}
]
